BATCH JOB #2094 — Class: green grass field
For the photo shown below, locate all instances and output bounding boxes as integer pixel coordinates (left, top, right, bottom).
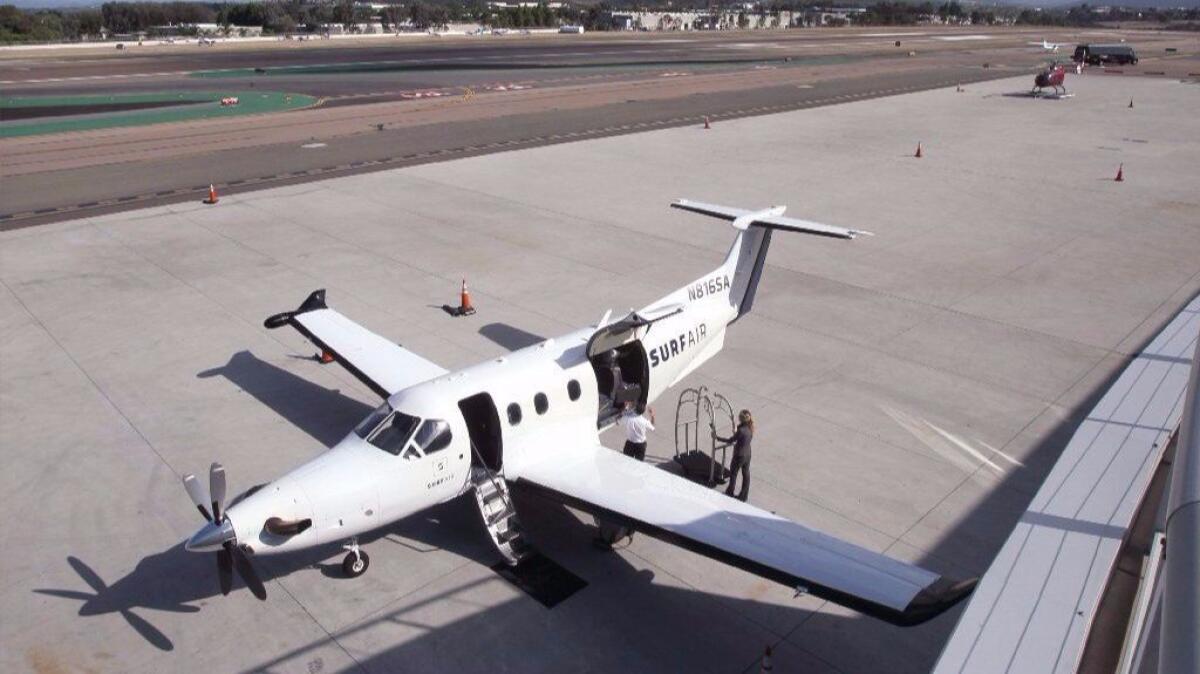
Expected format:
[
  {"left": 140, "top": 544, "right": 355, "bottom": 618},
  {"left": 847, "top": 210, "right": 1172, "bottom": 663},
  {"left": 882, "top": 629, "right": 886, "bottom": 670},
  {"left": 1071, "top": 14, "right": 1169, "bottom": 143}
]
[{"left": 0, "top": 91, "right": 319, "bottom": 138}]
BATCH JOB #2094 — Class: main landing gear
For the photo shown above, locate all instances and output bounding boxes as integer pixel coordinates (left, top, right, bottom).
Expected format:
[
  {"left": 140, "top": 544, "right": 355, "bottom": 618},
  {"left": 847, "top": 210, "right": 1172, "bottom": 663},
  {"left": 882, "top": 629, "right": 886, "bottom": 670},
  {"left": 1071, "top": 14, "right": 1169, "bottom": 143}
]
[{"left": 342, "top": 538, "right": 370, "bottom": 578}]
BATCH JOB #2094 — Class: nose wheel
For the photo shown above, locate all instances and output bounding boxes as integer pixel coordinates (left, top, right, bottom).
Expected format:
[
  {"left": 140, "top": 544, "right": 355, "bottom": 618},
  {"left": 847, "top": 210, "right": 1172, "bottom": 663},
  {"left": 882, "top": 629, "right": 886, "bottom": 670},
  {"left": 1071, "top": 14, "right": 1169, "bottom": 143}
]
[{"left": 342, "top": 538, "right": 370, "bottom": 578}]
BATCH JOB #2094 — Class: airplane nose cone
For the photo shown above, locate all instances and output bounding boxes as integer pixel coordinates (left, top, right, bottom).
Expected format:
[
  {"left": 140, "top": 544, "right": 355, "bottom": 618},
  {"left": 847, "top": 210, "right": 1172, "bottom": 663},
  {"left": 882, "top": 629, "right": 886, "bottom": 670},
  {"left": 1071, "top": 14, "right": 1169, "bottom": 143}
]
[{"left": 186, "top": 519, "right": 236, "bottom": 552}]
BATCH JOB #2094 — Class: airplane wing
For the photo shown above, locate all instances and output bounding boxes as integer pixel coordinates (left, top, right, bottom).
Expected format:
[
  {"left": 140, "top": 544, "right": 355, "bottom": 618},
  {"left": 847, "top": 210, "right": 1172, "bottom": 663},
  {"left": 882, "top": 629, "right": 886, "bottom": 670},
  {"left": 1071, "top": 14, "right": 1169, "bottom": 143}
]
[
  {"left": 510, "top": 443, "right": 976, "bottom": 626},
  {"left": 264, "top": 289, "right": 447, "bottom": 398}
]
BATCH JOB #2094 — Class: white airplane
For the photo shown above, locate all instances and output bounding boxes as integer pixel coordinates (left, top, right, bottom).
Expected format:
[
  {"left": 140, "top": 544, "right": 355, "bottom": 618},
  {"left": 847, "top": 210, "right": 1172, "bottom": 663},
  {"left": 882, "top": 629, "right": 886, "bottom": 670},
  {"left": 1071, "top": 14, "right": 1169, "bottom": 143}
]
[
  {"left": 1030, "top": 39, "right": 1067, "bottom": 53},
  {"left": 181, "top": 199, "right": 978, "bottom": 626}
]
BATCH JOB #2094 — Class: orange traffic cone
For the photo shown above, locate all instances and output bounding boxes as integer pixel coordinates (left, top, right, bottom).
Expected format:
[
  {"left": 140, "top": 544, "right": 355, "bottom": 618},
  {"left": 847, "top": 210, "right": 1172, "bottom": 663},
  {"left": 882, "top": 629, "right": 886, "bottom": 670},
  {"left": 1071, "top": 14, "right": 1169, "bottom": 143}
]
[
  {"left": 914, "top": 142, "right": 923, "bottom": 158},
  {"left": 1115, "top": 164, "right": 1124, "bottom": 182},
  {"left": 318, "top": 348, "right": 335, "bottom": 364},
  {"left": 204, "top": 184, "right": 219, "bottom": 204},
  {"left": 703, "top": 116, "right": 711, "bottom": 130},
  {"left": 761, "top": 645, "right": 774, "bottom": 672},
  {"left": 458, "top": 279, "right": 476, "bottom": 316}
]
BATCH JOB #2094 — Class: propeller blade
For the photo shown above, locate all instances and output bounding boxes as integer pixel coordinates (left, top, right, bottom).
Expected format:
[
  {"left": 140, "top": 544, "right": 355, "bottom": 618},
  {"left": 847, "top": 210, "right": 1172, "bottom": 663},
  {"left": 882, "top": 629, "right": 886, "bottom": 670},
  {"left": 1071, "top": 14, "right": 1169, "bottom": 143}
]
[
  {"left": 216, "top": 546, "right": 233, "bottom": 596},
  {"left": 209, "top": 463, "right": 227, "bottom": 523},
  {"left": 232, "top": 547, "right": 267, "bottom": 601},
  {"left": 182, "top": 474, "right": 212, "bottom": 522}
]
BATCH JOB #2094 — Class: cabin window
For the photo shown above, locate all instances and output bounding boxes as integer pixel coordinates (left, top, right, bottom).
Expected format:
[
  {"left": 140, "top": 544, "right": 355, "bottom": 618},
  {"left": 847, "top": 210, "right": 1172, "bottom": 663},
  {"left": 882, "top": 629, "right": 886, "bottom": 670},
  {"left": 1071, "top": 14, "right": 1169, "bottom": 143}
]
[
  {"left": 365, "top": 411, "right": 420, "bottom": 456},
  {"left": 507, "top": 403, "right": 523, "bottom": 426},
  {"left": 414, "top": 419, "right": 452, "bottom": 454},
  {"left": 567, "top": 379, "right": 581, "bottom": 401},
  {"left": 534, "top": 393, "right": 549, "bottom": 415}
]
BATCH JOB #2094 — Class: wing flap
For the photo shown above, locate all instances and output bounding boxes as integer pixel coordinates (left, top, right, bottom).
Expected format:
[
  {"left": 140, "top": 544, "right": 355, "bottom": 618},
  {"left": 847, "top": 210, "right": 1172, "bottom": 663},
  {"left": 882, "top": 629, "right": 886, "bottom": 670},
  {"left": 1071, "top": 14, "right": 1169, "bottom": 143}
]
[
  {"left": 264, "top": 289, "right": 447, "bottom": 397},
  {"left": 511, "top": 444, "right": 975, "bottom": 625}
]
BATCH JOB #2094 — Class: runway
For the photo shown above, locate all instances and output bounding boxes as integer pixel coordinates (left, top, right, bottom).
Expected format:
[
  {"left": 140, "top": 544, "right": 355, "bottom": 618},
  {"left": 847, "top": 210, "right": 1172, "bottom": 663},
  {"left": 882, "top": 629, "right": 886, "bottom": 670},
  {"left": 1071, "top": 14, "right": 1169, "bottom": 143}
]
[{"left": 4, "top": 26, "right": 1196, "bottom": 227}]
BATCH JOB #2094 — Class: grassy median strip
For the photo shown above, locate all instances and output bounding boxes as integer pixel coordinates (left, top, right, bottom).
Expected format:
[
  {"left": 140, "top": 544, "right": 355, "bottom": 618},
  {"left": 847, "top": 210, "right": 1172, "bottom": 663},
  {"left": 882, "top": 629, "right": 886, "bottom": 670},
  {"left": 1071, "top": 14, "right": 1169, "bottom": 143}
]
[{"left": 0, "top": 91, "right": 319, "bottom": 138}]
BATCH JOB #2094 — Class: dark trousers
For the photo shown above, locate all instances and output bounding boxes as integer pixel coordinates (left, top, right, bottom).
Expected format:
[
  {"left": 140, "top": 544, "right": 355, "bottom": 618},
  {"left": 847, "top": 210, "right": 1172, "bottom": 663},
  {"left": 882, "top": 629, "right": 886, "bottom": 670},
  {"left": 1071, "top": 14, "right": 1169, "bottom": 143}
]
[
  {"left": 623, "top": 440, "right": 647, "bottom": 461},
  {"left": 726, "top": 454, "right": 750, "bottom": 501}
]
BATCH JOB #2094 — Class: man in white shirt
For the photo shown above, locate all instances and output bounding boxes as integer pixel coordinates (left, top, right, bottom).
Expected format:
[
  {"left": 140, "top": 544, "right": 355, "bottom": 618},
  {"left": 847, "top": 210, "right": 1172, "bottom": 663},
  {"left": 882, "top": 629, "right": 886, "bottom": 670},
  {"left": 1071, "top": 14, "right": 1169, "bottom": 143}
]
[{"left": 617, "top": 402, "right": 655, "bottom": 461}]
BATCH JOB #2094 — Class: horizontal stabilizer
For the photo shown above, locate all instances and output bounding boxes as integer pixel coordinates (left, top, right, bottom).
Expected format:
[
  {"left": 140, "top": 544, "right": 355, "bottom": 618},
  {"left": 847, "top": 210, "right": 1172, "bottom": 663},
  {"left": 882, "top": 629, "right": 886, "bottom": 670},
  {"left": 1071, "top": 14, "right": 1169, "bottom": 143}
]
[{"left": 672, "top": 199, "right": 872, "bottom": 239}]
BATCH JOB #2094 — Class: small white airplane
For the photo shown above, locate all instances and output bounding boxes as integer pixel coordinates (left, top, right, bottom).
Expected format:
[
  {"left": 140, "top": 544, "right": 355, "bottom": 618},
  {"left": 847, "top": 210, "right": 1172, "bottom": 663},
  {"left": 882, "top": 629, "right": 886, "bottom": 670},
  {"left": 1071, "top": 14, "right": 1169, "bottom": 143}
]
[
  {"left": 181, "top": 199, "right": 977, "bottom": 626},
  {"left": 1031, "top": 39, "right": 1068, "bottom": 53}
]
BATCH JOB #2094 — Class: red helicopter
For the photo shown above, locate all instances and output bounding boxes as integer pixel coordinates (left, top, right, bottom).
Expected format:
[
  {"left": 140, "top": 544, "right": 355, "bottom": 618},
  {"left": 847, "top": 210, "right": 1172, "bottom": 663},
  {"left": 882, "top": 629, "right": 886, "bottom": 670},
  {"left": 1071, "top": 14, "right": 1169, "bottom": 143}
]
[{"left": 1032, "top": 62, "right": 1068, "bottom": 97}]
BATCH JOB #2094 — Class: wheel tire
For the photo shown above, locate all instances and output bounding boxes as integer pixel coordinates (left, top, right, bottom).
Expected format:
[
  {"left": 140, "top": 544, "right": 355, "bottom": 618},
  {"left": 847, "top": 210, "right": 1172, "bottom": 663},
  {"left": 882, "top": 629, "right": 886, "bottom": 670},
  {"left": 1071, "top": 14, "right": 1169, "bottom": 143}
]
[{"left": 342, "top": 550, "right": 370, "bottom": 578}]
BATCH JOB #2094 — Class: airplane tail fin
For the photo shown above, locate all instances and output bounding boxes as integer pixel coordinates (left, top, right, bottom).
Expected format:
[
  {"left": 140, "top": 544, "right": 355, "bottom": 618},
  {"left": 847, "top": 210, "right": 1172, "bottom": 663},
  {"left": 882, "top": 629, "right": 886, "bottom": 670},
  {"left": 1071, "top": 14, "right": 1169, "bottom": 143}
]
[{"left": 670, "top": 199, "right": 871, "bottom": 321}]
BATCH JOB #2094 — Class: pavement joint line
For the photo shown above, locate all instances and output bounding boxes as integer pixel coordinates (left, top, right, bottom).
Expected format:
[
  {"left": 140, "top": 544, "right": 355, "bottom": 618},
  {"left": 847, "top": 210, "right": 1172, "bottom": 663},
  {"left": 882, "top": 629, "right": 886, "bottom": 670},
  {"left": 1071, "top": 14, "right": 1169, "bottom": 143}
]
[
  {"left": 694, "top": 357, "right": 1026, "bottom": 561},
  {"left": 877, "top": 316, "right": 1197, "bottom": 621},
  {"left": 224, "top": 196, "right": 509, "bottom": 364},
  {"left": 0, "top": 273, "right": 186, "bottom": 482}
]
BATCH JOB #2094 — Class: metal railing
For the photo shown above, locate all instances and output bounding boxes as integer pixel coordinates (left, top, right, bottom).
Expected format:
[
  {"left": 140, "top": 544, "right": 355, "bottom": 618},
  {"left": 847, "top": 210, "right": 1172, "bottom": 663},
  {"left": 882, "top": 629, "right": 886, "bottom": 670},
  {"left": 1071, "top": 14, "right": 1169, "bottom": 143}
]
[{"left": 674, "top": 386, "right": 736, "bottom": 486}]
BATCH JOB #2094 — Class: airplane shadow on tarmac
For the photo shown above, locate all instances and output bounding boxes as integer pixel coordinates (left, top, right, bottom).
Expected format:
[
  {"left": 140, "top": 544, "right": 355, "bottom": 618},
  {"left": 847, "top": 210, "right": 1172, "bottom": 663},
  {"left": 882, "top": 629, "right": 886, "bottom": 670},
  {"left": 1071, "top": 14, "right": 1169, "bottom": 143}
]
[
  {"left": 478, "top": 322, "right": 546, "bottom": 351},
  {"left": 197, "top": 350, "right": 375, "bottom": 446},
  {"left": 31, "top": 494, "right": 506, "bottom": 653}
]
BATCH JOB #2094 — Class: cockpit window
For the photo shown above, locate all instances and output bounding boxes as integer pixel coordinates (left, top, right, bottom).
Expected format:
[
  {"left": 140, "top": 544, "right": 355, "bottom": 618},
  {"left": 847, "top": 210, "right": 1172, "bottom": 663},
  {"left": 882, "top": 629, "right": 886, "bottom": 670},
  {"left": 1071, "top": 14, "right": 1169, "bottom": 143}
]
[
  {"left": 366, "top": 411, "right": 420, "bottom": 455},
  {"left": 355, "top": 403, "right": 393, "bottom": 439},
  {"left": 413, "top": 419, "right": 452, "bottom": 454}
]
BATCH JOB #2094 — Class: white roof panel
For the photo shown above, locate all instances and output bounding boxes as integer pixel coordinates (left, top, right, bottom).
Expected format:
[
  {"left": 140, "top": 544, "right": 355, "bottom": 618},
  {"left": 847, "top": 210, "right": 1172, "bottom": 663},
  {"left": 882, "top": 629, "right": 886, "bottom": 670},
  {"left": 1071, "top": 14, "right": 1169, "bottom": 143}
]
[{"left": 934, "top": 296, "right": 1199, "bottom": 674}]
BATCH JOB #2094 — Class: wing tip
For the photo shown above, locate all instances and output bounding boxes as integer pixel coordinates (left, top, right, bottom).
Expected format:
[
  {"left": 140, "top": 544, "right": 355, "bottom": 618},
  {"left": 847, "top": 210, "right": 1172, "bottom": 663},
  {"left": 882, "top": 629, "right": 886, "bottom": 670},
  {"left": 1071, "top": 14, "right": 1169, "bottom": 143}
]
[
  {"left": 895, "top": 576, "right": 979, "bottom": 626},
  {"left": 297, "top": 288, "right": 328, "bottom": 313},
  {"left": 263, "top": 289, "right": 327, "bottom": 329}
]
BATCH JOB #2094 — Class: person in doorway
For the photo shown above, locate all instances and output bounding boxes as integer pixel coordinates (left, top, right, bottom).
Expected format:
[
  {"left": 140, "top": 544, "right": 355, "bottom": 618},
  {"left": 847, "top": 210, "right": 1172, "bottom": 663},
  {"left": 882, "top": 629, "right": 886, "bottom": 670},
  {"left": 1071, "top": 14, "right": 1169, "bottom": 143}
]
[
  {"left": 618, "top": 402, "right": 655, "bottom": 461},
  {"left": 713, "top": 409, "right": 754, "bottom": 502}
]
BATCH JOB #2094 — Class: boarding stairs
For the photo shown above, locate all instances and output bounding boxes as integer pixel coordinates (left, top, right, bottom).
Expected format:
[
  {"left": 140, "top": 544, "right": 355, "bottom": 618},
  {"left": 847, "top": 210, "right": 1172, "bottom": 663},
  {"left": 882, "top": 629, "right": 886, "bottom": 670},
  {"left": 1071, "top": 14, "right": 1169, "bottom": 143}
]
[
  {"left": 673, "top": 386, "right": 735, "bottom": 487},
  {"left": 469, "top": 461, "right": 533, "bottom": 567}
]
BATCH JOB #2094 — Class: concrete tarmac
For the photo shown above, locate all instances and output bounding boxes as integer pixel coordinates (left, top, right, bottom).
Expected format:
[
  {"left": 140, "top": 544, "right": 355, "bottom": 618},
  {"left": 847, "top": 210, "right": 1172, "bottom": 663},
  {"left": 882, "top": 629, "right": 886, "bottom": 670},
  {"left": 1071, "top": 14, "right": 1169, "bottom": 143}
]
[{"left": 1, "top": 73, "right": 1198, "bottom": 673}]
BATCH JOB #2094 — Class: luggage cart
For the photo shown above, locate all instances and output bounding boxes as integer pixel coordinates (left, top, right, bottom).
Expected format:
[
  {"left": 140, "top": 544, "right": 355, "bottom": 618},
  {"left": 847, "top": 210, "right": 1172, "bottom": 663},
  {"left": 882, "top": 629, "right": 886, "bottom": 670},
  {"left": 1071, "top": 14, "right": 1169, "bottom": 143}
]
[{"left": 673, "top": 386, "right": 735, "bottom": 487}]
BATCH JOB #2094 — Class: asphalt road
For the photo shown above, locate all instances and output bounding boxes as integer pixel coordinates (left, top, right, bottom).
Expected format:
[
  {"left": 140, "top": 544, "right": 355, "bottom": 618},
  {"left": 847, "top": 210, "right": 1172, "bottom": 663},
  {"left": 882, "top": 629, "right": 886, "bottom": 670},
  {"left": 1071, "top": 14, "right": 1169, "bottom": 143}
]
[{"left": 2, "top": 27, "right": 1195, "bottom": 228}]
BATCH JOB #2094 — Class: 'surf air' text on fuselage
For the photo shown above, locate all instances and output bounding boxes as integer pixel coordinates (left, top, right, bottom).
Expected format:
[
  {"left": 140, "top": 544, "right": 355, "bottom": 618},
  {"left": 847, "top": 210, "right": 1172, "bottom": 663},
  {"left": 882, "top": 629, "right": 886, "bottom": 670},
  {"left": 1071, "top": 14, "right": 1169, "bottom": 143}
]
[
  {"left": 650, "top": 323, "right": 707, "bottom": 368},
  {"left": 688, "top": 274, "right": 730, "bottom": 302}
]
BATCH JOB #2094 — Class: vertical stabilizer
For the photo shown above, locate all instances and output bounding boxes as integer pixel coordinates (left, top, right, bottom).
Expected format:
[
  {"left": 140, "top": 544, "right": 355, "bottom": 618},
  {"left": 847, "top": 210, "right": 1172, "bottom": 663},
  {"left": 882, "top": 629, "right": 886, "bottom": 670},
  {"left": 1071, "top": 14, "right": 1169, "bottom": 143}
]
[{"left": 669, "top": 199, "right": 868, "bottom": 322}]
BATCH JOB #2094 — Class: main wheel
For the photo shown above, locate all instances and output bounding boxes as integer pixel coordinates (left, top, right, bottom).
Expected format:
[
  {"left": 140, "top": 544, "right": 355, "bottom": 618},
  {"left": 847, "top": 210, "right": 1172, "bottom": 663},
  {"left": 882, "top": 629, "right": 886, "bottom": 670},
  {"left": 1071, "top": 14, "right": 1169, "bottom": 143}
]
[{"left": 342, "top": 550, "right": 370, "bottom": 578}]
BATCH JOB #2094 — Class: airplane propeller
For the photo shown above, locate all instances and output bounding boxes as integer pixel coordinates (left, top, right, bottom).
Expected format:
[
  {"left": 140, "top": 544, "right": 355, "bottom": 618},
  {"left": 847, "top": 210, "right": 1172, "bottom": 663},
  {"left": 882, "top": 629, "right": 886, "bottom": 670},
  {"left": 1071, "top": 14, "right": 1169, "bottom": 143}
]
[{"left": 181, "top": 463, "right": 267, "bottom": 601}]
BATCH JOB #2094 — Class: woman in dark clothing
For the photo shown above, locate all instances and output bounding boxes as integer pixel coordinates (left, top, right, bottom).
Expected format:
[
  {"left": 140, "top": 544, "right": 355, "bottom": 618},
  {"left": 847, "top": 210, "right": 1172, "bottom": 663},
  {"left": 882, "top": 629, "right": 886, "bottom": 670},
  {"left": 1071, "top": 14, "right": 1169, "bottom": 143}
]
[{"left": 714, "top": 409, "right": 754, "bottom": 501}]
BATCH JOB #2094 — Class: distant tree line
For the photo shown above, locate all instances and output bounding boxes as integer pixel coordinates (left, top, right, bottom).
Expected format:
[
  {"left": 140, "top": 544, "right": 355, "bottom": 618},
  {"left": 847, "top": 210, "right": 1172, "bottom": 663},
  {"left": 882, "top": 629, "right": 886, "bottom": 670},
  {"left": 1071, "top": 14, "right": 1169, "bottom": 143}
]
[
  {"left": 1, "top": 5, "right": 103, "bottom": 42},
  {"left": 3, "top": 2, "right": 1200, "bottom": 44}
]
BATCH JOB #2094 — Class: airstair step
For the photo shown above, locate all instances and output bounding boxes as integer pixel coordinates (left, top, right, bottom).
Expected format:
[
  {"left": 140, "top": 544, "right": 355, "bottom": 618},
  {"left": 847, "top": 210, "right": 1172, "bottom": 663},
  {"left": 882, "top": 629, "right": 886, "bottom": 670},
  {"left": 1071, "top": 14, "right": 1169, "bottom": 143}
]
[
  {"left": 486, "top": 509, "right": 511, "bottom": 527},
  {"left": 470, "top": 466, "right": 536, "bottom": 565}
]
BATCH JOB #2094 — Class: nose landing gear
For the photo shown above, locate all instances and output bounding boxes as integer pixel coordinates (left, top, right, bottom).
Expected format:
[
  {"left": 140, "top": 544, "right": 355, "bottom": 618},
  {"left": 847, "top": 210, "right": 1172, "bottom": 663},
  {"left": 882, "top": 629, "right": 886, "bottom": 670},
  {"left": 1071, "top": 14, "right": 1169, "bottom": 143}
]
[{"left": 342, "top": 538, "right": 370, "bottom": 578}]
